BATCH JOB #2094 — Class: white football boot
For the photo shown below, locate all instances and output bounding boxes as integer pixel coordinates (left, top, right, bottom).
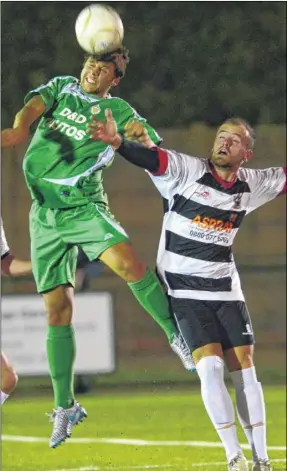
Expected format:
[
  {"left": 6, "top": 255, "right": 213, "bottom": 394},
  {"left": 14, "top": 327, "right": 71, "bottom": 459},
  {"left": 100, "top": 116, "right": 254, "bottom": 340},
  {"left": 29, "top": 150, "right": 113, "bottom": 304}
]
[
  {"left": 66, "top": 401, "right": 88, "bottom": 437},
  {"left": 228, "top": 453, "right": 249, "bottom": 471},
  {"left": 170, "top": 333, "right": 196, "bottom": 372},
  {"left": 47, "top": 401, "right": 87, "bottom": 448},
  {"left": 252, "top": 460, "right": 272, "bottom": 471}
]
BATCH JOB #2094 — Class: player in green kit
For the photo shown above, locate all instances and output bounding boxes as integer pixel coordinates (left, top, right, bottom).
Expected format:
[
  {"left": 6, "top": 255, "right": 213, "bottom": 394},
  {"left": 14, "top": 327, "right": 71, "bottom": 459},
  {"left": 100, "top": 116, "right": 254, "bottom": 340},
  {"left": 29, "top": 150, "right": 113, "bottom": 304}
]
[{"left": 2, "top": 48, "right": 195, "bottom": 448}]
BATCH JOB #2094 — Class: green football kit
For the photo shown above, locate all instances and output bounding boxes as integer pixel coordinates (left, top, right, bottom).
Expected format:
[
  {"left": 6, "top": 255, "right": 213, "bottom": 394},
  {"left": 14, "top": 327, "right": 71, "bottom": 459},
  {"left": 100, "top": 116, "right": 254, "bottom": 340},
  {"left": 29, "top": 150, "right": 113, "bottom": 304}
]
[
  {"left": 23, "top": 75, "right": 161, "bottom": 292},
  {"left": 22, "top": 75, "right": 192, "bottom": 411}
]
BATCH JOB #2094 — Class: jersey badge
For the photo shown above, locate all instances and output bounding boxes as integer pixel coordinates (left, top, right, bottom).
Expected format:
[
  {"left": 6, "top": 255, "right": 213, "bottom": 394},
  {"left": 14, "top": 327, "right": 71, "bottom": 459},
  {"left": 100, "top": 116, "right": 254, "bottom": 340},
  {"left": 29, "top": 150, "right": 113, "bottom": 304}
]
[
  {"left": 229, "top": 213, "right": 238, "bottom": 223},
  {"left": 194, "top": 190, "right": 210, "bottom": 200},
  {"left": 91, "top": 105, "right": 101, "bottom": 115},
  {"left": 233, "top": 193, "right": 243, "bottom": 209}
]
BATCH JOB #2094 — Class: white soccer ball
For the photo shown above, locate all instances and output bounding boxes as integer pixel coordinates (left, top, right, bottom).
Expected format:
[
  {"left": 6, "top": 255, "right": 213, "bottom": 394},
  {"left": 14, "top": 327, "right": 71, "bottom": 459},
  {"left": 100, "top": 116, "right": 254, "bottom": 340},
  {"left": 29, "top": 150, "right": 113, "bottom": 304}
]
[{"left": 75, "top": 4, "right": 124, "bottom": 55}]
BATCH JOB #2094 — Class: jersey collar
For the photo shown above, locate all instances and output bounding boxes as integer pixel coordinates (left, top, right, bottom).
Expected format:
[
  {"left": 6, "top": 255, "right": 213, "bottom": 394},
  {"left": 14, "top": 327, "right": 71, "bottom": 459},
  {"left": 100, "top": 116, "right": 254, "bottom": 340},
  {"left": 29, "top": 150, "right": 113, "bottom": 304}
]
[
  {"left": 78, "top": 81, "right": 111, "bottom": 100},
  {"left": 207, "top": 159, "right": 239, "bottom": 189}
]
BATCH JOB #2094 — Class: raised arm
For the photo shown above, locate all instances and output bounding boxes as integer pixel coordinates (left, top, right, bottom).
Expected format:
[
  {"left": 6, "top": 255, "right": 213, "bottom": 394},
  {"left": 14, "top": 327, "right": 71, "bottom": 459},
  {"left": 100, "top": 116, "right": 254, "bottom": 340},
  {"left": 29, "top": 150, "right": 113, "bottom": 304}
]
[
  {"left": 88, "top": 108, "right": 166, "bottom": 173},
  {"left": 243, "top": 166, "right": 286, "bottom": 213},
  {"left": 1, "top": 95, "right": 46, "bottom": 147},
  {"left": 88, "top": 109, "right": 205, "bottom": 197}
]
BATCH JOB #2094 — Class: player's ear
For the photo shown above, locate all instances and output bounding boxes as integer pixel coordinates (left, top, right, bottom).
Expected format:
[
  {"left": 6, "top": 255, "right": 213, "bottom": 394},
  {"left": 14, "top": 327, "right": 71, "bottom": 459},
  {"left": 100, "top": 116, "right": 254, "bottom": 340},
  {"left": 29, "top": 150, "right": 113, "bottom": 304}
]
[
  {"left": 244, "top": 149, "right": 253, "bottom": 162},
  {"left": 111, "top": 77, "right": 120, "bottom": 88}
]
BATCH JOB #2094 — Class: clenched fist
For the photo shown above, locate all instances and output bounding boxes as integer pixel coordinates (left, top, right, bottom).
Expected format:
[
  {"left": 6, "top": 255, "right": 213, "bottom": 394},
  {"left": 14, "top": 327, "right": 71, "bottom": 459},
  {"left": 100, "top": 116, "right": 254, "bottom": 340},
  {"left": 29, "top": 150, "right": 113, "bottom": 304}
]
[{"left": 124, "top": 121, "right": 155, "bottom": 148}]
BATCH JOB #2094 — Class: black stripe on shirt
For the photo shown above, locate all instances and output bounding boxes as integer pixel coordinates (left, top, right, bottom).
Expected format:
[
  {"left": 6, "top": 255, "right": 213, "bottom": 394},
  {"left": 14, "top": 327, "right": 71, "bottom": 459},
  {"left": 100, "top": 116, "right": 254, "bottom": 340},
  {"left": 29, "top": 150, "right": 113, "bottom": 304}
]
[
  {"left": 162, "top": 197, "right": 169, "bottom": 214},
  {"left": 1, "top": 250, "right": 10, "bottom": 260},
  {"left": 171, "top": 195, "right": 246, "bottom": 228},
  {"left": 165, "top": 230, "right": 232, "bottom": 263},
  {"left": 165, "top": 270, "right": 232, "bottom": 292},
  {"left": 196, "top": 173, "right": 250, "bottom": 195}
]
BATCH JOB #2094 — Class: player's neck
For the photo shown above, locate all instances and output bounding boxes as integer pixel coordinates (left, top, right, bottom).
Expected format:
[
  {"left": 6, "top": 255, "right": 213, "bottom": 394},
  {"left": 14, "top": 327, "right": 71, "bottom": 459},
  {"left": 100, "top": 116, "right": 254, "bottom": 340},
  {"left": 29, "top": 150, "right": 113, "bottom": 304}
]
[
  {"left": 92, "top": 91, "right": 109, "bottom": 98},
  {"left": 80, "top": 84, "right": 110, "bottom": 98},
  {"left": 213, "top": 167, "right": 238, "bottom": 182},
  {"left": 209, "top": 161, "right": 239, "bottom": 184}
]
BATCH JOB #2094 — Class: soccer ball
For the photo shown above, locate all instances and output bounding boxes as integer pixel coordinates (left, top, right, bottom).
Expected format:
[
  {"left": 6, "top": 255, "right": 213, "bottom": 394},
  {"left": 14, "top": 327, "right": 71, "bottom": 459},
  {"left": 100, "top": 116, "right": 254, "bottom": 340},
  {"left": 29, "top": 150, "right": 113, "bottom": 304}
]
[{"left": 75, "top": 4, "right": 124, "bottom": 55}]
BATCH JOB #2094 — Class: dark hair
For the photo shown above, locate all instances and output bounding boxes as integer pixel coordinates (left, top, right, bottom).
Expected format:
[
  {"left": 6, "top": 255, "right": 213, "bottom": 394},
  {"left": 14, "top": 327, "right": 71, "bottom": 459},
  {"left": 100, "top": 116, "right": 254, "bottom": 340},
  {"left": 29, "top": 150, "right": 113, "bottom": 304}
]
[
  {"left": 84, "top": 46, "right": 130, "bottom": 78},
  {"left": 222, "top": 117, "right": 255, "bottom": 149}
]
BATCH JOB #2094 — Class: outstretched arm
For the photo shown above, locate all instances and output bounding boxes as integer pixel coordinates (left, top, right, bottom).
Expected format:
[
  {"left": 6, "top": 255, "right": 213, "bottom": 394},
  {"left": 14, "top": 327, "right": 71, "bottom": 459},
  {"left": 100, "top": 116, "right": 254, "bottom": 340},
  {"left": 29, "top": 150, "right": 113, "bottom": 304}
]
[
  {"left": 88, "top": 108, "right": 167, "bottom": 174},
  {"left": 88, "top": 109, "right": 205, "bottom": 194},
  {"left": 1, "top": 95, "right": 46, "bottom": 147},
  {"left": 117, "top": 138, "right": 168, "bottom": 174}
]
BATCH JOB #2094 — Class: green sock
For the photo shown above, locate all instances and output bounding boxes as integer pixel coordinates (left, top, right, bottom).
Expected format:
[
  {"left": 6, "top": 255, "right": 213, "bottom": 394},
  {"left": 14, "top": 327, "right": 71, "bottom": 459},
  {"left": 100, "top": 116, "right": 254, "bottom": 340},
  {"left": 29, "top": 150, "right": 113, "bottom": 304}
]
[
  {"left": 46, "top": 324, "right": 76, "bottom": 408},
  {"left": 128, "top": 268, "right": 177, "bottom": 342}
]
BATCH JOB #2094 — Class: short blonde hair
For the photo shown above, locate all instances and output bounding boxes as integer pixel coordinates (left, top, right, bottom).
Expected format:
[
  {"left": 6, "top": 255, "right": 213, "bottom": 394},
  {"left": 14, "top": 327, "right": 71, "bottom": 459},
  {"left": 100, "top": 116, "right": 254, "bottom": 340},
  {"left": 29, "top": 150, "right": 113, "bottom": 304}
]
[{"left": 222, "top": 117, "right": 255, "bottom": 149}]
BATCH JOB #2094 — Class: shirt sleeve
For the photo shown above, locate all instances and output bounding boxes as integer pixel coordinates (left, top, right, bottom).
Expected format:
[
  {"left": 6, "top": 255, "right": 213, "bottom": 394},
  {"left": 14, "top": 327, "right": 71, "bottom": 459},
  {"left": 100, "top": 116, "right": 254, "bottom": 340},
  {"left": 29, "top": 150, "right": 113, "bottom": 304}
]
[
  {"left": 243, "top": 166, "right": 286, "bottom": 213},
  {"left": 1, "top": 219, "right": 10, "bottom": 259},
  {"left": 24, "top": 76, "right": 75, "bottom": 113},
  {"left": 117, "top": 101, "right": 162, "bottom": 145},
  {"left": 148, "top": 149, "right": 206, "bottom": 199}
]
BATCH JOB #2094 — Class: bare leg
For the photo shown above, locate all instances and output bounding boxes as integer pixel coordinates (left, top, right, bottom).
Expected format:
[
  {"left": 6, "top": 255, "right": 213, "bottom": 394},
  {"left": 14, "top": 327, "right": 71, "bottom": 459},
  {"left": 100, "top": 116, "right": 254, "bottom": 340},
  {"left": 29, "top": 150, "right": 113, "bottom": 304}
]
[{"left": 1, "top": 351, "right": 18, "bottom": 404}]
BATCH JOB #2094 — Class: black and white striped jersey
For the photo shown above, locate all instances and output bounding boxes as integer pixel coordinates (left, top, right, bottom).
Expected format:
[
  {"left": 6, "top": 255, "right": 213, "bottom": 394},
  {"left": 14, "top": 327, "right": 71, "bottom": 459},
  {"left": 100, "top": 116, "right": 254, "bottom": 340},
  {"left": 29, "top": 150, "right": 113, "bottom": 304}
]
[
  {"left": 149, "top": 149, "right": 286, "bottom": 302},
  {"left": 1, "top": 219, "right": 10, "bottom": 259}
]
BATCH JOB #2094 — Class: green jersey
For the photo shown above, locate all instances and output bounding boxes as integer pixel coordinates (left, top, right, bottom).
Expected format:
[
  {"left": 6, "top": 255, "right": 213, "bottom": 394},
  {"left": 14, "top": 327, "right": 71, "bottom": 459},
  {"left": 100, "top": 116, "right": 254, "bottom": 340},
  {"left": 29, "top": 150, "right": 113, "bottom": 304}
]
[{"left": 23, "top": 75, "right": 161, "bottom": 208}]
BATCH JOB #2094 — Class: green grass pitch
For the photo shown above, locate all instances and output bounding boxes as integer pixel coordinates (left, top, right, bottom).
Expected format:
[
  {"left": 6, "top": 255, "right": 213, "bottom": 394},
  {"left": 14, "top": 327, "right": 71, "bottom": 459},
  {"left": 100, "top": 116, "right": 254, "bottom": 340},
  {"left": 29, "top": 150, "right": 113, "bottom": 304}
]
[{"left": 2, "top": 386, "right": 286, "bottom": 471}]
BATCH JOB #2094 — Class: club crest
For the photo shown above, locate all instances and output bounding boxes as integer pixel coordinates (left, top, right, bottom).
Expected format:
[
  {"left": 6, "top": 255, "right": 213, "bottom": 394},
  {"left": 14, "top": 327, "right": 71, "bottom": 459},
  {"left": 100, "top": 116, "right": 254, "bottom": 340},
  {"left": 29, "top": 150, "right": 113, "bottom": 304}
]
[
  {"left": 91, "top": 105, "right": 101, "bottom": 115},
  {"left": 233, "top": 193, "right": 243, "bottom": 209}
]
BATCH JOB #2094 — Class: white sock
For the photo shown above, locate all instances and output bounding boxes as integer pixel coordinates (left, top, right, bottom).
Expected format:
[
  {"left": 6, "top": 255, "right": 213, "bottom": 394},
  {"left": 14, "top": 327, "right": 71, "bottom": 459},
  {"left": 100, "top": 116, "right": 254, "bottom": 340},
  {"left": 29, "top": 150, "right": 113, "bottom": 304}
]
[
  {"left": 1, "top": 391, "right": 9, "bottom": 405},
  {"left": 230, "top": 367, "right": 269, "bottom": 462},
  {"left": 196, "top": 356, "right": 242, "bottom": 462}
]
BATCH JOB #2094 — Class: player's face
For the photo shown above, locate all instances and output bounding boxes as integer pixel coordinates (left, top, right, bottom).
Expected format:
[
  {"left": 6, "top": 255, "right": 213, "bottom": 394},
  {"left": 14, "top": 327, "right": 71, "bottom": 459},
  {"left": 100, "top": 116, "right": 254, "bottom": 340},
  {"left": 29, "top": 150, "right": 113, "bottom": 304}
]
[
  {"left": 211, "top": 124, "right": 253, "bottom": 169},
  {"left": 80, "top": 58, "right": 120, "bottom": 95}
]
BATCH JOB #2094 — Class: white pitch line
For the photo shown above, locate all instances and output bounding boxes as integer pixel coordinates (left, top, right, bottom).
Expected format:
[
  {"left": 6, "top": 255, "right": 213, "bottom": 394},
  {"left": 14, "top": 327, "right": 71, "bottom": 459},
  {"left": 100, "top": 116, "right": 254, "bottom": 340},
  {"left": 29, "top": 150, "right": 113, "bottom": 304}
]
[
  {"left": 46, "top": 467, "right": 172, "bottom": 471},
  {"left": 2, "top": 435, "right": 286, "bottom": 451},
  {"left": 47, "top": 468, "right": 99, "bottom": 471},
  {"left": 46, "top": 460, "right": 287, "bottom": 471},
  {"left": 189, "top": 459, "right": 287, "bottom": 467}
]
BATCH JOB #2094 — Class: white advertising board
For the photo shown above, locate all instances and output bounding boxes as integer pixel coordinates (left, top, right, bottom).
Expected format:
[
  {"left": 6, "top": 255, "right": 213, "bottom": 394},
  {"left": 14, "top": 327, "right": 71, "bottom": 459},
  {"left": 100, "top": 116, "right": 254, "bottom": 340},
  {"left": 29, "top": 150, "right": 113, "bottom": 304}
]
[{"left": 1, "top": 292, "right": 115, "bottom": 375}]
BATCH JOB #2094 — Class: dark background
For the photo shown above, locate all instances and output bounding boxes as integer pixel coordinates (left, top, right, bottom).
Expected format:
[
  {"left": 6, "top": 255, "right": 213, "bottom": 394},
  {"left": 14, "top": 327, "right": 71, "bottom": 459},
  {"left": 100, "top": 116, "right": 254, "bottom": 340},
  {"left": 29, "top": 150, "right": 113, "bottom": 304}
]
[{"left": 1, "top": 1, "right": 286, "bottom": 128}]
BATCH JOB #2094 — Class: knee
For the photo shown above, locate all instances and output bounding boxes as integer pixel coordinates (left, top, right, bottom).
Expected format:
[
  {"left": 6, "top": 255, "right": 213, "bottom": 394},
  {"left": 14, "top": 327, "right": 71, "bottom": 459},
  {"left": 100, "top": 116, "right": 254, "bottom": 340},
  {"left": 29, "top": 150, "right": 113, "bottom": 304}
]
[
  {"left": 2, "top": 365, "right": 18, "bottom": 393},
  {"left": 196, "top": 355, "right": 224, "bottom": 383},
  {"left": 44, "top": 288, "right": 73, "bottom": 326},
  {"left": 193, "top": 343, "right": 224, "bottom": 370}
]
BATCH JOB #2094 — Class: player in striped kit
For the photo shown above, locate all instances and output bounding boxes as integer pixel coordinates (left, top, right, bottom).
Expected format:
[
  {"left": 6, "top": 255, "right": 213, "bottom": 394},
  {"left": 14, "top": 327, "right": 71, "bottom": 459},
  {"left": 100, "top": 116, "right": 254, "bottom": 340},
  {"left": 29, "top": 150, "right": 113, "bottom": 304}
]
[
  {"left": 1, "top": 219, "right": 32, "bottom": 404},
  {"left": 89, "top": 110, "right": 286, "bottom": 471}
]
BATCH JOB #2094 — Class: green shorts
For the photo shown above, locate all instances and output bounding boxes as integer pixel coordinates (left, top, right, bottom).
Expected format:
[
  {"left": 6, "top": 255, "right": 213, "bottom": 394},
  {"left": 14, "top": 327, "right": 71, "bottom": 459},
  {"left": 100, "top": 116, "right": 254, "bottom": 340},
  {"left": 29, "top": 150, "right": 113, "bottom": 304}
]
[{"left": 30, "top": 201, "right": 129, "bottom": 293}]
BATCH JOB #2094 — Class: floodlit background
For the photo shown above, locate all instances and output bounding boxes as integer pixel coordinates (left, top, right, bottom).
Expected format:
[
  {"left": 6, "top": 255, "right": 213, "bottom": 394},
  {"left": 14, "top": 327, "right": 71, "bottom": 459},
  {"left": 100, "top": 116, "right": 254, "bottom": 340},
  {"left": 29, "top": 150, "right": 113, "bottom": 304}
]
[{"left": 1, "top": 3, "right": 286, "bottom": 471}]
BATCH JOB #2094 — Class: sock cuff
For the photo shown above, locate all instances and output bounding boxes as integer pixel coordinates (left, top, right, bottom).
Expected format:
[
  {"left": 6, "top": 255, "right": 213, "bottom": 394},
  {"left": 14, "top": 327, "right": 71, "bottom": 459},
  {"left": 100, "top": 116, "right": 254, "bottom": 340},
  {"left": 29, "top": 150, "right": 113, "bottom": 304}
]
[
  {"left": 1, "top": 391, "right": 9, "bottom": 405},
  {"left": 127, "top": 267, "right": 155, "bottom": 291},
  {"left": 47, "top": 324, "right": 74, "bottom": 339},
  {"left": 230, "top": 366, "right": 258, "bottom": 389}
]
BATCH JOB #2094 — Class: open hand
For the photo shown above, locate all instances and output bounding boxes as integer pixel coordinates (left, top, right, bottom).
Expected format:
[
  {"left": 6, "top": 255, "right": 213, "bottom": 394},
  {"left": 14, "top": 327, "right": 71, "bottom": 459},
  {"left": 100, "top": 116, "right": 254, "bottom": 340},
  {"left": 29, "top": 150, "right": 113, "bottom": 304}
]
[{"left": 87, "top": 109, "right": 121, "bottom": 148}]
